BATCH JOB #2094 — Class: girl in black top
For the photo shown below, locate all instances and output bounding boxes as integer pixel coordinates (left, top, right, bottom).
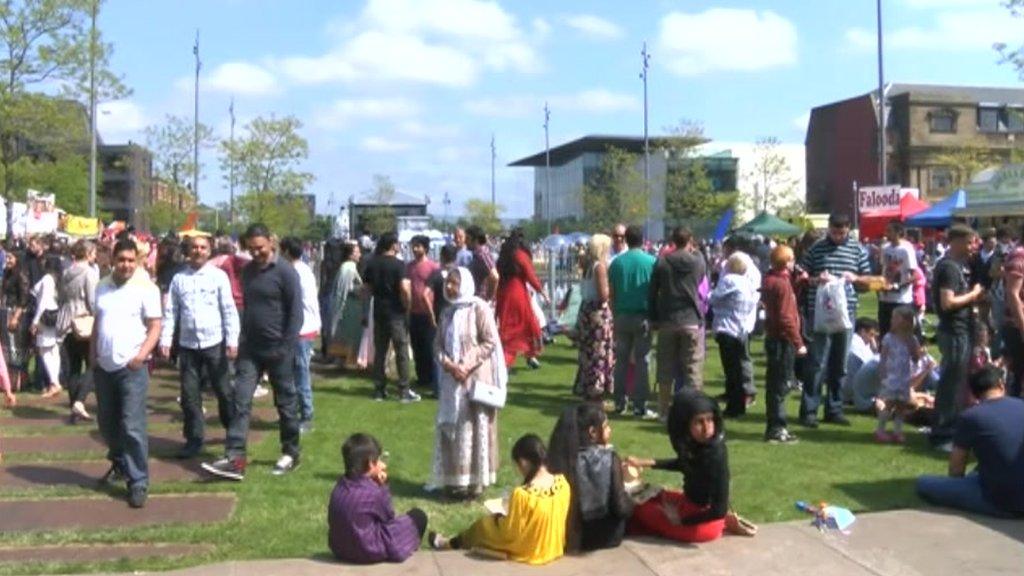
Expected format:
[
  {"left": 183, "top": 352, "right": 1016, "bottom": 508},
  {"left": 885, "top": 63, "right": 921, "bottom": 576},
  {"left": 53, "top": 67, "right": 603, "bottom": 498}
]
[
  {"left": 626, "top": 389, "right": 729, "bottom": 543},
  {"left": 548, "top": 404, "right": 634, "bottom": 552}
]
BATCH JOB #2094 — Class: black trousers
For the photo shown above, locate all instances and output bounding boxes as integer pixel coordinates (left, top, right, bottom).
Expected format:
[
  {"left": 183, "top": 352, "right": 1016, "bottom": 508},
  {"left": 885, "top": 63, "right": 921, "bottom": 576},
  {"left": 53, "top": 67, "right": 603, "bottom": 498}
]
[
  {"left": 1002, "top": 324, "right": 1024, "bottom": 398},
  {"left": 717, "top": 332, "right": 749, "bottom": 415},
  {"left": 179, "top": 344, "right": 234, "bottom": 447},
  {"left": 407, "top": 507, "right": 428, "bottom": 539},
  {"left": 409, "top": 313, "right": 437, "bottom": 393},
  {"left": 764, "top": 338, "right": 795, "bottom": 434},
  {"left": 63, "top": 336, "right": 92, "bottom": 406},
  {"left": 878, "top": 301, "right": 899, "bottom": 337}
]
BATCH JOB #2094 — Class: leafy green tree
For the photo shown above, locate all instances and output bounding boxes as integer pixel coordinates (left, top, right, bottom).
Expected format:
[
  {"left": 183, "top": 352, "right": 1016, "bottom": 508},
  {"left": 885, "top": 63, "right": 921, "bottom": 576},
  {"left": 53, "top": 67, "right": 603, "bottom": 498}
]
[
  {"left": 6, "top": 154, "right": 90, "bottom": 213},
  {"left": 996, "top": 1, "right": 1024, "bottom": 77},
  {"left": 146, "top": 114, "right": 215, "bottom": 189},
  {"left": 361, "top": 174, "right": 396, "bottom": 236},
  {"left": 142, "top": 198, "right": 187, "bottom": 235},
  {"left": 740, "top": 136, "right": 799, "bottom": 216},
  {"left": 0, "top": 0, "right": 128, "bottom": 223},
  {"left": 219, "top": 114, "right": 314, "bottom": 232},
  {"left": 582, "top": 146, "right": 647, "bottom": 232},
  {"left": 661, "top": 121, "right": 736, "bottom": 228},
  {"left": 463, "top": 198, "right": 504, "bottom": 237}
]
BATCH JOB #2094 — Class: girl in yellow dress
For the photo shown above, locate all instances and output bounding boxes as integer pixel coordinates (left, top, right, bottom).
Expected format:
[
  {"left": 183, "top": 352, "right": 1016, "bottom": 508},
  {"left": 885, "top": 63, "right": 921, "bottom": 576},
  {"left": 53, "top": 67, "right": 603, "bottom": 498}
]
[{"left": 429, "top": 434, "right": 570, "bottom": 565}]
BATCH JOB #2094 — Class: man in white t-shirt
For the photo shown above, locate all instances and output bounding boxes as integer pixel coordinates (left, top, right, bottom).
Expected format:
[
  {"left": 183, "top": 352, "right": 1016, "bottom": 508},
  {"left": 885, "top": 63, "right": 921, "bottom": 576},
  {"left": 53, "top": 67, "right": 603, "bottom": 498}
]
[
  {"left": 879, "top": 221, "right": 919, "bottom": 336},
  {"left": 280, "top": 236, "right": 320, "bottom": 434},
  {"left": 92, "top": 239, "right": 162, "bottom": 508}
]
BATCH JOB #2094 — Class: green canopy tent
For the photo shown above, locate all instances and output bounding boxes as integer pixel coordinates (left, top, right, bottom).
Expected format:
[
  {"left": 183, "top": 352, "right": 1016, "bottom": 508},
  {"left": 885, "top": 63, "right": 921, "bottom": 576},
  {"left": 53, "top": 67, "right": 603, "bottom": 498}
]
[{"left": 734, "top": 211, "right": 802, "bottom": 237}]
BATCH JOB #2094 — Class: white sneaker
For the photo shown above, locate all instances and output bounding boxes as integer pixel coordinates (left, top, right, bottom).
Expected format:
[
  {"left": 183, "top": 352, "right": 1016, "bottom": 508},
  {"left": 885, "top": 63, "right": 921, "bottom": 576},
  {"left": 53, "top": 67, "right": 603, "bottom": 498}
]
[
  {"left": 400, "top": 389, "right": 422, "bottom": 404},
  {"left": 253, "top": 385, "right": 270, "bottom": 399},
  {"left": 636, "top": 409, "right": 660, "bottom": 421},
  {"left": 271, "top": 454, "right": 299, "bottom": 476}
]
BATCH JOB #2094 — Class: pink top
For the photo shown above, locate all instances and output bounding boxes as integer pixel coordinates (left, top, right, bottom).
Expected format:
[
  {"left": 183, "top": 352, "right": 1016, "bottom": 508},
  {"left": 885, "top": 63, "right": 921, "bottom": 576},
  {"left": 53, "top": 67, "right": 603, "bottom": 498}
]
[
  {"left": 407, "top": 258, "right": 440, "bottom": 316},
  {"left": 0, "top": 339, "right": 11, "bottom": 395},
  {"left": 911, "top": 267, "right": 927, "bottom": 311}
]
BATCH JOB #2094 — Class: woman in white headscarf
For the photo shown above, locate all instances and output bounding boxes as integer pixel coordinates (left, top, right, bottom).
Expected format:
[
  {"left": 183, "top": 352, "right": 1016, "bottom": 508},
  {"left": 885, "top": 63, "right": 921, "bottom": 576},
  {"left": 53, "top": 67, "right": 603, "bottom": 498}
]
[{"left": 428, "top": 267, "right": 507, "bottom": 499}]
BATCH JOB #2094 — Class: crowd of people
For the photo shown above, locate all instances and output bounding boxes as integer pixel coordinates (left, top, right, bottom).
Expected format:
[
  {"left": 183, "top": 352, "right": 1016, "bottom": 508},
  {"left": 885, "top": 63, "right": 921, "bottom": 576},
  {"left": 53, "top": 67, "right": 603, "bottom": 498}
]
[{"left": 0, "top": 211, "right": 1022, "bottom": 564}]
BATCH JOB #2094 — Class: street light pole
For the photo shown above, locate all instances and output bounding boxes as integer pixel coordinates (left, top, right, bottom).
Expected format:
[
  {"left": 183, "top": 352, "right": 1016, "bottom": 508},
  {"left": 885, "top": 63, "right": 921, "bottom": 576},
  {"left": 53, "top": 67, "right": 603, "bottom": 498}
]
[
  {"left": 544, "top": 102, "right": 551, "bottom": 237},
  {"left": 641, "top": 41, "right": 651, "bottom": 238},
  {"left": 490, "top": 134, "right": 496, "bottom": 207},
  {"left": 193, "top": 29, "right": 201, "bottom": 205},
  {"left": 229, "top": 97, "right": 236, "bottom": 226},
  {"left": 876, "top": 0, "right": 886, "bottom": 186},
  {"left": 88, "top": 0, "right": 97, "bottom": 218}
]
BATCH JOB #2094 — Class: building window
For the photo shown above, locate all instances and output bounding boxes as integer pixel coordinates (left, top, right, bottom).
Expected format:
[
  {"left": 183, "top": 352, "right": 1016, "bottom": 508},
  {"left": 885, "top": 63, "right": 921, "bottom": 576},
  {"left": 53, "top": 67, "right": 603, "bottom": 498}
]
[
  {"left": 977, "top": 106, "right": 1024, "bottom": 133},
  {"left": 930, "top": 167, "right": 954, "bottom": 192},
  {"left": 978, "top": 106, "right": 1001, "bottom": 132},
  {"left": 1007, "top": 108, "right": 1024, "bottom": 133},
  {"left": 928, "top": 109, "right": 957, "bottom": 133}
]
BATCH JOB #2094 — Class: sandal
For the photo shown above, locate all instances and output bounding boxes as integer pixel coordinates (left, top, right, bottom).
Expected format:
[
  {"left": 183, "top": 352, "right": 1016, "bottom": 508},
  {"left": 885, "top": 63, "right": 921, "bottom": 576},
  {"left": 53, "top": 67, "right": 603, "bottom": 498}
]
[{"left": 725, "top": 511, "right": 758, "bottom": 537}]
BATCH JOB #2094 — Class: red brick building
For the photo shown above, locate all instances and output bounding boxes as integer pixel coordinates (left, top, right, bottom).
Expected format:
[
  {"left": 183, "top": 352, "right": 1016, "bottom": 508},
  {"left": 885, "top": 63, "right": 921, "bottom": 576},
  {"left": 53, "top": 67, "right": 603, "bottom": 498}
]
[{"left": 806, "top": 84, "right": 1024, "bottom": 220}]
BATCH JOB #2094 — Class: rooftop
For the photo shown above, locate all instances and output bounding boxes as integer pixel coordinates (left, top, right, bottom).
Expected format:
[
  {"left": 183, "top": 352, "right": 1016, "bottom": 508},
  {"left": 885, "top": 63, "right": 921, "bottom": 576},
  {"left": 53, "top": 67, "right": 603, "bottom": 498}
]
[
  {"left": 508, "top": 134, "right": 704, "bottom": 167},
  {"left": 350, "top": 190, "right": 429, "bottom": 207},
  {"left": 812, "top": 83, "right": 1024, "bottom": 112}
]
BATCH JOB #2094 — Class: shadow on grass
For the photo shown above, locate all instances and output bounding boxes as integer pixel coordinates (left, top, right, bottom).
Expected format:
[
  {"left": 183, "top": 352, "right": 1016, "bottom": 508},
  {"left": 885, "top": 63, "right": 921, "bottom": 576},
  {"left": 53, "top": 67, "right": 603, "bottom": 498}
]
[{"left": 833, "top": 477, "right": 921, "bottom": 513}]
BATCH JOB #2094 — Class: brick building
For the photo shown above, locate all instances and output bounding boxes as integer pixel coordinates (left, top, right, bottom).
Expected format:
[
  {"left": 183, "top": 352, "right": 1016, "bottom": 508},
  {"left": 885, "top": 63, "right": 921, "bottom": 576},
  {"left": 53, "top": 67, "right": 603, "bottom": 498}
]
[{"left": 806, "top": 84, "right": 1024, "bottom": 220}]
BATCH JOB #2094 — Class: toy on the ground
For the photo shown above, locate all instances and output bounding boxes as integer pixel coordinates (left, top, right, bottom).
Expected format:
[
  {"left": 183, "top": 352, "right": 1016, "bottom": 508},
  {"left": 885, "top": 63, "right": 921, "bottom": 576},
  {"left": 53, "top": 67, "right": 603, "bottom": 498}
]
[{"left": 796, "top": 500, "right": 856, "bottom": 531}]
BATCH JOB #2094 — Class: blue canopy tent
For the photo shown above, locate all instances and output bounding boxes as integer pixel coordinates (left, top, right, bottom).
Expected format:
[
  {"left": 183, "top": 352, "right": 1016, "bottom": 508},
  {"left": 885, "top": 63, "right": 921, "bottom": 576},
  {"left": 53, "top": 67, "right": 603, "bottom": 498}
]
[{"left": 904, "top": 189, "right": 967, "bottom": 229}]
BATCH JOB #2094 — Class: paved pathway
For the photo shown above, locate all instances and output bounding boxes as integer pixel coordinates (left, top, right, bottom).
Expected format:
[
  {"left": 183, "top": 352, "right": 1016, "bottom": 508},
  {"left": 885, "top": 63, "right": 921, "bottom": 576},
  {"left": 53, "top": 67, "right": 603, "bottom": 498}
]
[{"left": 88, "top": 508, "right": 1022, "bottom": 576}]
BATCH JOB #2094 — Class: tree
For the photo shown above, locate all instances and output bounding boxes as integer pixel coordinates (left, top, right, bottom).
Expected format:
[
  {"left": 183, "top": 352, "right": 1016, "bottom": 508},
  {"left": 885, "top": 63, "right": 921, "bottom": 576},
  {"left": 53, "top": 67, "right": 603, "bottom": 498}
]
[
  {"left": 582, "top": 146, "right": 647, "bottom": 232},
  {"left": 660, "top": 121, "right": 734, "bottom": 226},
  {"left": 219, "top": 114, "right": 314, "bottom": 233},
  {"left": 142, "top": 198, "right": 187, "bottom": 235},
  {"left": 145, "top": 114, "right": 215, "bottom": 189},
  {"left": 0, "top": 0, "right": 128, "bottom": 217},
  {"left": 361, "top": 174, "right": 396, "bottom": 236},
  {"left": 740, "top": 137, "right": 799, "bottom": 217},
  {"left": 463, "top": 198, "right": 504, "bottom": 237},
  {"left": 931, "top": 145, "right": 1000, "bottom": 195},
  {"left": 996, "top": 1, "right": 1024, "bottom": 78}
]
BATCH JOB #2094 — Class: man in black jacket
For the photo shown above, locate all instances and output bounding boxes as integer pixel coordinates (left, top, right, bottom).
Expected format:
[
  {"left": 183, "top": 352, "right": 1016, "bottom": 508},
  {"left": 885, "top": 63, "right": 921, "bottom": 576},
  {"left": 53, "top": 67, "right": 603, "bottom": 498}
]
[{"left": 203, "top": 224, "right": 303, "bottom": 480}]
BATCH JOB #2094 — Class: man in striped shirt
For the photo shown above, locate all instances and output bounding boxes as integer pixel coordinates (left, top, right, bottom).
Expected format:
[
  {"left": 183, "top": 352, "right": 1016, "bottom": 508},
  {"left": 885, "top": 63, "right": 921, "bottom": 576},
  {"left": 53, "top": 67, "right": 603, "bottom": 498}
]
[{"left": 798, "top": 213, "right": 871, "bottom": 428}]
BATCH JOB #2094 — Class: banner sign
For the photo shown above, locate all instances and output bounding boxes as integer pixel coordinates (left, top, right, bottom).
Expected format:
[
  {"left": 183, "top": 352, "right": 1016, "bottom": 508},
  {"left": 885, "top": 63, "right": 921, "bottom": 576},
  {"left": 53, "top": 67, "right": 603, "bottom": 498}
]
[
  {"left": 62, "top": 215, "right": 101, "bottom": 237},
  {"left": 858, "top": 186, "right": 919, "bottom": 213}
]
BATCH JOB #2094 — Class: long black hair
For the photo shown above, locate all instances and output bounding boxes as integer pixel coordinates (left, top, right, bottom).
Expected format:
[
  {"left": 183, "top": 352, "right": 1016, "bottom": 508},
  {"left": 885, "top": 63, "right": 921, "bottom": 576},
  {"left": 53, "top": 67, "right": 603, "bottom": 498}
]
[
  {"left": 666, "top": 388, "right": 725, "bottom": 461},
  {"left": 511, "top": 434, "right": 547, "bottom": 485},
  {"left": 497, "top": 228, "right": 529, "bottom": 279},
  {"left": 548, "top": 403, "right": 607, "bottom": 478}
]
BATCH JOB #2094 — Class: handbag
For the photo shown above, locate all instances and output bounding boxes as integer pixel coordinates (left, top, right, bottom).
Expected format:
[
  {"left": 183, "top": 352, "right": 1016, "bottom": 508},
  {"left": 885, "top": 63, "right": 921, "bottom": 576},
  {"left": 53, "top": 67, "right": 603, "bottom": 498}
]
[
  {"left": 470, "top": 378, "right": 507, "bottom": 409},
  {"left": 71, "top": 315, "right": 94, "bottom": 340}
]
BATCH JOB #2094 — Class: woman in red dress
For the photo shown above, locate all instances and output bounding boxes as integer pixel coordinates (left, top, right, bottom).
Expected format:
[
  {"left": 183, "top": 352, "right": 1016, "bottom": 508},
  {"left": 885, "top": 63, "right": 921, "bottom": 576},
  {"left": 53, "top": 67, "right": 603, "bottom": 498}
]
[{"left": 496, "top": 230, "right": 549, "bottom": 368}]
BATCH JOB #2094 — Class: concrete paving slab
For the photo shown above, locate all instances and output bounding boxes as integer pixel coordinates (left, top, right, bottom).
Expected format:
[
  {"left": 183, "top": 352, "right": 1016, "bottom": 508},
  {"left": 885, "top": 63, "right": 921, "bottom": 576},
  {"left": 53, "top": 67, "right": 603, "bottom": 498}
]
[
  {"left": 433, "top": 544, "right": 654, "bottom": 576},
  {"left": 0, "top": 494, "right": 235, "bottom": 532},
  {"left": 0, "top": 458, "right": 202, "bottom": 490},
  {"left": 622, "top": 527, "right": 877, "bottom": 576},
  {"left": 793, "top": 508, "right": 1024, "bottom": 576},
  {"left": 133, "top": 556, "right": 441, "bottom": 576},
  {"left": 0, "top": 543, "right": 213, "bottom": 564},
  {"left": 1, "top": 429, "right": 259, "bottom": 455}
]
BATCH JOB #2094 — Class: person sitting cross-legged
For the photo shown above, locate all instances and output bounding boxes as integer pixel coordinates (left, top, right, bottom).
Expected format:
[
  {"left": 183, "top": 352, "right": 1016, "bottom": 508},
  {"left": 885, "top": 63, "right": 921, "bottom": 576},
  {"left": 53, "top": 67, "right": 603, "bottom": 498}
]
[{"left": 915, "top": 365, "right": 1024, "bottom": 518}]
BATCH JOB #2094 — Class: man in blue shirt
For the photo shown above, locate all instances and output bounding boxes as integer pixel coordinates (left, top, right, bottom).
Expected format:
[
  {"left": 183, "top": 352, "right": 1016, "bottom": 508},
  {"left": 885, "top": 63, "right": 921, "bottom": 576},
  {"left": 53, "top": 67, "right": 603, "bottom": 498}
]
[
  {"left": 917, "top": 365, "right": 1024, "bottom": 518},
  {"left": 159, "top": 234, "right": 240, "bottom": 460}
]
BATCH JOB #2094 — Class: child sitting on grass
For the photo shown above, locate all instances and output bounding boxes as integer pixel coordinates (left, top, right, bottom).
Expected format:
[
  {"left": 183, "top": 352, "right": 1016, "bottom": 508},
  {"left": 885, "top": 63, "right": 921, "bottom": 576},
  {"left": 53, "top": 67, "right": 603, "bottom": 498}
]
[
  {"left": 875, "top": 306, "right": 922, "bottom": 444},
  {"left": 548, "top": 404, "right": 634, "bottom": 552},
  {"left": 328, "top": 433, "right": 428, "bottom": 564},
  {"left": 429, "top": 434, "right": 570, "bottom": 565}
]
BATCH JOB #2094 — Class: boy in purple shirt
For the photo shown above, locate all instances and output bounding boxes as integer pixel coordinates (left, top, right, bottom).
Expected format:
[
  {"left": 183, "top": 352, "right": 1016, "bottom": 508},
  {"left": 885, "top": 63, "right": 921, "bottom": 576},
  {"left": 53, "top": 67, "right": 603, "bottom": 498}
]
[{"left": 328, "top": 434, "right": 428, "bottom": 563}]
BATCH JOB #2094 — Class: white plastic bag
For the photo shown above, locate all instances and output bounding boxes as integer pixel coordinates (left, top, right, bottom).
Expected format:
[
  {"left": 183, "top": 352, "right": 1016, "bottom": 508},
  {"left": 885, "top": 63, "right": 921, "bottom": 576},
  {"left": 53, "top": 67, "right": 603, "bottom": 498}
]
[{"left": 814, "top": 278, "right": 852, "bottom": 334}]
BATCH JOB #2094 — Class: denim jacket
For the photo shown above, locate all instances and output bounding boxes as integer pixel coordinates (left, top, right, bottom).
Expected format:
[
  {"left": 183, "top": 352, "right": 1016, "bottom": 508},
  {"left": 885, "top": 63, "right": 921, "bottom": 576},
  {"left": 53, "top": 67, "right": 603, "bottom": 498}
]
[{"left": 159, "top": 263, "right": 240, "bottom": 350}]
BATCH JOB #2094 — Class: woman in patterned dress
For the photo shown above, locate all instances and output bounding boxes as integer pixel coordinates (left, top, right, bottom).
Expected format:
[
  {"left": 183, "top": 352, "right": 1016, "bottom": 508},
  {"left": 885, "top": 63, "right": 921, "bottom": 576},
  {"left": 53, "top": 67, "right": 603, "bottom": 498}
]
[{"left": 576, "top": 234, "right": 614, "bottom": 401}]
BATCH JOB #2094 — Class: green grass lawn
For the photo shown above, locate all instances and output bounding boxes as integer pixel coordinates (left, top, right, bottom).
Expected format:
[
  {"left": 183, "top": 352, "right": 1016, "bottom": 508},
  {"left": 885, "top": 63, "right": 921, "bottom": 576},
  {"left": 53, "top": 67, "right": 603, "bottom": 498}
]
[{"left": 0, "top": 294, "right": 951, "bottom": 575}]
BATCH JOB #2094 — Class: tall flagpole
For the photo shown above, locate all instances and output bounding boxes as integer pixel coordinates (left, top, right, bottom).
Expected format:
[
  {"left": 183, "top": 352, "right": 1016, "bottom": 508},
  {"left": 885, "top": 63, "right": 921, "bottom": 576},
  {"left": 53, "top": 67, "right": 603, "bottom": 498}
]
[
  {"left": 490, "top": 134, "right": 496, "bottom": 207},
  {"left": 877, "top": 0, "right": 886, "bottom": 186},
  {"left": 641, "top": 41, "right": 651, "bottom": 238},
  {"left": 88, "top": 0, "right": 98, "bottom": 218},
  {"left": 543, "top": 103, "right": 551, "bottom": 236},
  {"left": 229, "top": 97, "right": 236, "bottom": 226},
  {"left": 193, "top": 29, "right": 201, "bottom": 205}
]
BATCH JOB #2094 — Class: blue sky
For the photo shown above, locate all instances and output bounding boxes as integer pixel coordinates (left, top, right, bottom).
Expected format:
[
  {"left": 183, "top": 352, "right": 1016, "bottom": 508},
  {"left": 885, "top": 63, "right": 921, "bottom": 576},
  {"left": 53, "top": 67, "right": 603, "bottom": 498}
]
[{"left": 95, "top": 0, "right": 1023, "bottom": 219}]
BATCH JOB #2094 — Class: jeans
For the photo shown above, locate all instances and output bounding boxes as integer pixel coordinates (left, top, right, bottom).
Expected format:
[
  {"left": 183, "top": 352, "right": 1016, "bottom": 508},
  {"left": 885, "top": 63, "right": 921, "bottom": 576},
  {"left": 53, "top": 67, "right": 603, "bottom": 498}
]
[
  {"left": 801, "top": 329, "right": 852, "bottom": 420},
  {"left": 716, "top": 332, "right": 749, "bottom": 415},
  {"left": 293, "top": 339, "right": 314, "bottom": 422},
  {"left": 613, "top": 314, "right": 651, "bottom": 413},
  {"left": 179, "top": 344, "right": 234, "bottom": 447},
  {"left": 94, "top": 365, "right": 149, "bottom": 488},
  {"left": 227, "top": 344, "right": 300, "bottom": 460},
  {"left": 409, "top": 313, "right": 437, "bottom": 393},
  {"left": 916, "top": 474, "right": 1017, "bottom": 518},
  {"left": 373, "top": 315, "right": 411, "bottom": 392},
  {"left": 764, "top": 338, "right": 794, "bottom": 434},
  {"left": 932, "top": 330, "right": 970, "bottom": 444}
]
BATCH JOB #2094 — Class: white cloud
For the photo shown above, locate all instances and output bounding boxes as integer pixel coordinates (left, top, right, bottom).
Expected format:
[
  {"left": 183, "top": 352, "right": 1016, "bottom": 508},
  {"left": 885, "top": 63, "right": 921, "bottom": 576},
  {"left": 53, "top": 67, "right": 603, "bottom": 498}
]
[
  {"left": 466, "top": 88, "right": 639, "bottom": 118},
  {"left": 656, "top": 9, "right": 798, "bottom": 76},
  {"left": 320, "top": 97, "right": 421, "bottom": 129},
  {"left": 845, "top": 8, "right": 1017, "bottom": 52},
  {"left": 276, "top": 0, "right": 541, "bottom": 88},
  {"left": 564, "top": 14, "right": 624, "bottom": 40},
  {"left": 97, "top": 100, "right": 149, "bottom": 141},
  {"left": 203, "top": 62, "right": 279, "bottom": 96},
  {"left": 793, "top": 111, "right": 810, "bottom": 134},
  {"left": 360, "top": 136, "right": 413, "bottom": 153}
]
